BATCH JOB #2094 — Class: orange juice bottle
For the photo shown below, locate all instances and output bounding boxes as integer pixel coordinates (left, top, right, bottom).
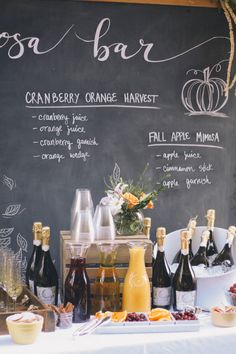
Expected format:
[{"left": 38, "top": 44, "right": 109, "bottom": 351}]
[{"left": 122, "top": 241, "right": 151, "bottom": 312}]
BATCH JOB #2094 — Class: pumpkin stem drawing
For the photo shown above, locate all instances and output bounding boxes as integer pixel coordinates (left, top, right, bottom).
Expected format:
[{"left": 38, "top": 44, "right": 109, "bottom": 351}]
[{"left": 181, "top": 62, "right": 228, "bottom": 117}]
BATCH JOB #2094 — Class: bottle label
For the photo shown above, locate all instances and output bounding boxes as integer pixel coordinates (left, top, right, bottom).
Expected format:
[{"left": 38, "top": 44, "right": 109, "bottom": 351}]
[
  {"left": 153, "top": 287, "right": 171, "bottom": 306},
  {"left": 29, "top": 280, "right": 34, "bottom": 293},
  {"left": 33, "top": 240, "right": 41, "bottom": 246},
  {"left": 36, "top": 286, "right": 56, "bottom": 304},
  {"left": 176, "top": 290, "right": 196, "bottom": 310}
]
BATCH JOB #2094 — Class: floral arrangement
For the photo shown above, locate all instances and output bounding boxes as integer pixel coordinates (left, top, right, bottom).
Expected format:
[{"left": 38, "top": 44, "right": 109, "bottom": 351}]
[{"left": 100, "top": 163, "right": 164, "bottom": 235}]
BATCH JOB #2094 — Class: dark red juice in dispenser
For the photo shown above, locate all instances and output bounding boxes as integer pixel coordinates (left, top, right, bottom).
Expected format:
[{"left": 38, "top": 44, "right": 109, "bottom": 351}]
[{"left": 64, "top": 243, "right": 91, "bottom": 322}]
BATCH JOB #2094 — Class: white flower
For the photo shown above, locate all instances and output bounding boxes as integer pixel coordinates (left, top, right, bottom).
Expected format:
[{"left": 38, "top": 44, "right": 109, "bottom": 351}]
[
  {"left": 100, "top": 194, "right": 124, "bottom": 216},
  {"left": 114, "top": 182, "right": 128, "bottom": 195}
]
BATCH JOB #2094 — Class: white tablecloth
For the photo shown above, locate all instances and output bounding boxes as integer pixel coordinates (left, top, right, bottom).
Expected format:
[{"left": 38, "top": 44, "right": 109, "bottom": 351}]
[{"left": 1, "top": 317, "right": 236, "bottom": 354}]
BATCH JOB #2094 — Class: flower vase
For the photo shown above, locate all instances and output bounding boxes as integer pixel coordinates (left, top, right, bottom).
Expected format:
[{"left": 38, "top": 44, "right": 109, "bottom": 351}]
[{"left": 114, "top": 210, "right": 144, "bottom": 236}]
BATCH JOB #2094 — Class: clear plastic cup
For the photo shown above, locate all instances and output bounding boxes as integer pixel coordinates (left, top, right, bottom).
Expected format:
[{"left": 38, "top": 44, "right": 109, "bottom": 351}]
[
  {"left": 94, "top": 205, "right": 116, "bottom": 241},
  {"left": 58, "top": 312, "right": 73, "bottom": 329}
]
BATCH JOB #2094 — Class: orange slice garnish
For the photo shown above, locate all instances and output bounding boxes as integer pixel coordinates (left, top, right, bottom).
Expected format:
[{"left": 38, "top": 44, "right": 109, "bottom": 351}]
[
  {"left": 148, "top": 308, "right": 171, "bottom": 321},
  {"left": 149, "top": 314, "right": 172, "bottom": 321},
  {"left": 111, "top": 311, "right": 127, "bottom": 322},
  {"left": 95, "top": 311, "right": 112, "bottom": 320}
]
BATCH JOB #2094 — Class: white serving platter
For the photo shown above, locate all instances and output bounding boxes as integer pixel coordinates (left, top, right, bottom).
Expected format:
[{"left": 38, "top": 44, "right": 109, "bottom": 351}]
[{"left": 95, "top": 319, "right": 200, "bottom": 334}]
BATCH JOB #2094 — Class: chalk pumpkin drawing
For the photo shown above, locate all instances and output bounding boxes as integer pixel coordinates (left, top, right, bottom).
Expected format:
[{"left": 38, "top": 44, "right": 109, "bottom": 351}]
[{"left": 181, "top": 62, "right": 228, "bottom": 117}]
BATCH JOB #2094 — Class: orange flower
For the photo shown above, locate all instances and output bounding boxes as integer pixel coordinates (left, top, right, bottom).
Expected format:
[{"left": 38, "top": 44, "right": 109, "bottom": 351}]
[
  {"left": 146, "top": 200, "right": 154, "bottom": 209},
  {"left": 122, "top": 192, "right": 139, "bottom": 209},
  {"left": 140, "top": 192, "right": 154, "bottom": 209}
]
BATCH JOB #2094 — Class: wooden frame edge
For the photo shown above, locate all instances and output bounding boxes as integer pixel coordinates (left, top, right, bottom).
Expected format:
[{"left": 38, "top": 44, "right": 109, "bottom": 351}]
[{"left": 80, "top": 0, "right": 219, "bottom": 8}]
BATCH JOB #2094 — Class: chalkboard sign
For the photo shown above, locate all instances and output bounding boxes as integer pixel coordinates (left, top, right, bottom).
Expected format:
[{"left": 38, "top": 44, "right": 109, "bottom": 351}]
[{"left": 0, "top": 0, "right": 235, "bottom": 277}]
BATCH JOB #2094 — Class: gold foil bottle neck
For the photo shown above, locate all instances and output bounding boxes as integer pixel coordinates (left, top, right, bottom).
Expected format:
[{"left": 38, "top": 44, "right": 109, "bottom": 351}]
[
  {"left": 206, "top": 209, "right": 215, "bottom": 220},
  {"left": 143, "top": 217, "right": 151, "bottom": 227},
  {"left": 187, "top": 217, "right": 197, "bottom": 231},
  {"left": 180, "top": 230, "right": 189, "bottom": 251},
  {"left": 201, "top": 230, "right": 210, "bottom": 244},
  {"left": 143, "top": 217, "right": 151, "bottom": 238},
  {"left": 32, "top": 222, "right": 42, "bottom": 241},
  {"left": 228, "top": 226, "right": 236, "bottom": 235},
  {"left": 32, "top": 222, "right": 42, "bottom": 233},
  {"left": 156, "top": 227, "right": 166, "bottom": 247},
  {"left": 227, "top": 226, "right": 236, "bottom": 247},
  {"left": 42, "top": 226, "right": 50, "bottom": 246},
  {"left": 187, "top": 217, "right": 197, "bottom": 240},
  {"left": 206, "top": 209, "right": 215, "bottom": 229}
]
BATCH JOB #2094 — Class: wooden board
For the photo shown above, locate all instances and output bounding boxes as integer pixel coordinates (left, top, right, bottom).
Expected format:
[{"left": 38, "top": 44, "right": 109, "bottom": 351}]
[
  {"left": 80, "top": 0, "right": 219, "bottom": 7},
  {"left": 0, "top": 287, "right": 56, "bottom": 335}
]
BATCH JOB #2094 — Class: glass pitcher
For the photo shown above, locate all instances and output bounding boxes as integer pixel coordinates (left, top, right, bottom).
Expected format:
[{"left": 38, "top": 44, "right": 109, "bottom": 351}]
[
  {"left": 122, "top": 241, "right": 151, "bottom": 312},
  {"left": 64, "top": 243, "right": 91, "bottom": 322},
  {"left": 93, "top": 243, "right": 120, "bottom": 313}
]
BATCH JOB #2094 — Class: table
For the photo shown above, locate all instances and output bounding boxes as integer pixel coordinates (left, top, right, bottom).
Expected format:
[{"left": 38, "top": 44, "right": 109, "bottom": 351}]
[{"left": 1, "top": 316, "right": 236, "bottom": 354}]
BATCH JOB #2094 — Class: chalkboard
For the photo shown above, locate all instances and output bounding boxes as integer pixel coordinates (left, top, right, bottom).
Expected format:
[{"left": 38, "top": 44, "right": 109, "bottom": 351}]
[{"left": 0, "top": 0, "right": 235, "bottom": 279}]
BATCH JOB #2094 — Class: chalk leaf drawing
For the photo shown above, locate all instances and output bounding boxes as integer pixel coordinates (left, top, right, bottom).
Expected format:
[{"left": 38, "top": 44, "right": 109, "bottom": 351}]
[
  {"left": 21, "top": 256, "right": 28, "bottom": 281},
  {"left": 0, "top": 227, "right": 14, "bottom": 238},
  {"left": 0, "top": 237, "right": 11, "bottom": 249},
  {"left": 113, "top": 163, "right": 121, "bottom": 185},
  {"left": 2, "top": 204, "right": 26, "bottom": 218},
  {"left": 181, "top": 61, "right": 228, "bottom": 117},
  {"left": 15, "top": 248, "right": 23, "bottom": 262},
  {"left": 17, "top": 233, "right": 28, "bottom": 252},
  {"left": 22, "top": 256, "right": 28, "bottom": 270},
  {"left": 1, "top": 175, "right": 16, "bottom": 190}
]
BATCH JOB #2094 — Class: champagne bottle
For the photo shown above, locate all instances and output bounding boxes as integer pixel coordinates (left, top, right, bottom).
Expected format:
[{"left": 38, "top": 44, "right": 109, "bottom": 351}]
[
  {"left": 191, "top": 230, "right": 209, "bottom": 267},
  {"left": 172, "top": 230, "right": 197, "bottom": 311},
  {"left": 172, "top": 217, "right": 197, "bottom": 264},
  {"left": 212, "top": 226, "right": 236, "bottom": 267},
  {"left": 152, "top": 227, "right": 171, "bottom": 309},
  {"left": 34, "top": 226, "right": 58, "bottom": 305},
  {"left": 205, "top": 209, "right": 218, "bottom": 261},
  {"left": 26, "top": 222, "right": 43, "bottom": 293}
]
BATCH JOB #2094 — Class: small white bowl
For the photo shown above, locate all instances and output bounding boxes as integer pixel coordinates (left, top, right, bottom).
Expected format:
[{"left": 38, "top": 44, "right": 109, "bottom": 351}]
[
  {"left": 6, "top": 313, "right": 44, "bottom": 345},
  {"left": 211, "top": 307, "right": 236, "bottom": 327}
]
